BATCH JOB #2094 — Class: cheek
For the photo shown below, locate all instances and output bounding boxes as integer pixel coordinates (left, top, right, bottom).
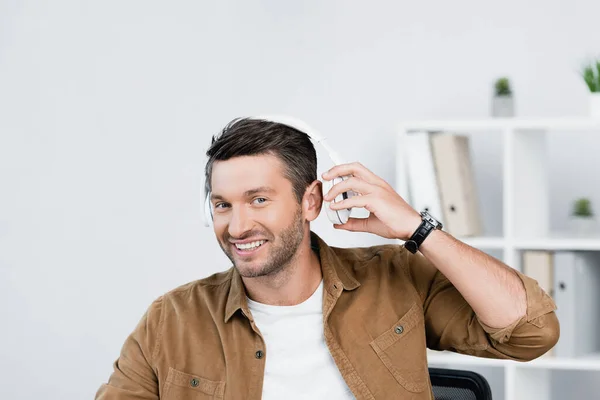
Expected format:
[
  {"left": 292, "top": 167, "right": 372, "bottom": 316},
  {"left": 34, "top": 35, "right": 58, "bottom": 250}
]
[
  {"left": 270, "top": 202, "right": 297, "bottom": 221},
  {"left": 264, "top": 204, "right": 302, "bottom": 230},
  {"left": 213, "top": 219, "right": 228, "bottom": 238},
  {"left": 262, "top": 208, "right": 282, "bottom": 225}
]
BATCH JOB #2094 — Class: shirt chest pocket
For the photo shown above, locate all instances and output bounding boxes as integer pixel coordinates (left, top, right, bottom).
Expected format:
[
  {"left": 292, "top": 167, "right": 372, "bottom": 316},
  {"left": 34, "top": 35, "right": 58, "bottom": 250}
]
[
  {"left": 163, "top": 367, "right": 226, "bottom": 400},
  {"left": 369, "top": 302, "right": 429, "bottom": 393}
]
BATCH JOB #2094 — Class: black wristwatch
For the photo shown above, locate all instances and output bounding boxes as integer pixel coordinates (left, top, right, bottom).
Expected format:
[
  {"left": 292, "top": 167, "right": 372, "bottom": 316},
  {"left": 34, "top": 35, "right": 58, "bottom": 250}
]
[{"left": 404, "top": 211, "right": 443, "bottom": 254}]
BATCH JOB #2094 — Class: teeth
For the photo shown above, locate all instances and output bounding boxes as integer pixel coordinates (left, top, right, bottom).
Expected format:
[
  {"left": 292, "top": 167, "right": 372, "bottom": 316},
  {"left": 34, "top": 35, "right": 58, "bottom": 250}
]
[{"left": 235, "top": 240, "right": 265, "bottom": 250}]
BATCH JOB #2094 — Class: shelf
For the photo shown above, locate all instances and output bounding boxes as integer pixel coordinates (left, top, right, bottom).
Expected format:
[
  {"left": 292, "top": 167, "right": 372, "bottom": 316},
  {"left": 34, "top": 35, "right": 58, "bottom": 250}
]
[
  {"left": 427, "top": 351, "right": 600, "bottom": 371},
  {"left": 441, "top": 235, "right": 600, "bottom": 251},
  {"left": 397, "top": 116, "right": 600, "bottom": 399},
  {"left": 514, "top": 235, "right": 600, "bottom": 251},
  {"left": 457, "top": 236, "right": 505, "bottom": 249},
  {"left": 458, "top": 236, "right": 600, "bottom": 251},
  {"left": 397, "top": 117, "right": 600, "bottom": 132},
  {"left": 427, "top": 351, "right": 508, "bottom": 368},
  {"left": 523, "top": 354, "right": 600, "bottom": 371}
]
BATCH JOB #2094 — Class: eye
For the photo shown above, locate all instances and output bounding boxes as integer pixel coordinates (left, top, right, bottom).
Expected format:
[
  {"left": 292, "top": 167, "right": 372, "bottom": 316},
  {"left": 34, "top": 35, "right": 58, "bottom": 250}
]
[
  {"left": 214, "top": 202, "right": 230, "bottom": 210},
  {"left": 253, "top": 197, "right": 268, "bottom": 205}
]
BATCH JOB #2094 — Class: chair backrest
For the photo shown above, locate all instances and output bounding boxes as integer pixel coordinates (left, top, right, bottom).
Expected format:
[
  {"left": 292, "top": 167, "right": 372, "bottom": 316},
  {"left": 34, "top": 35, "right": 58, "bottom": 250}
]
[{"left": 428, "top": 367, "right": 493, "bottom": 400}]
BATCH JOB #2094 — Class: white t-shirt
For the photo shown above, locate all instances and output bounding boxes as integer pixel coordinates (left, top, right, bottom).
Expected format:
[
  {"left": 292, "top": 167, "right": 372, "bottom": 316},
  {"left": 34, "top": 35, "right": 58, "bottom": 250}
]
[{"left": 247, "top": 280, "right": 355, "bottom": 399}]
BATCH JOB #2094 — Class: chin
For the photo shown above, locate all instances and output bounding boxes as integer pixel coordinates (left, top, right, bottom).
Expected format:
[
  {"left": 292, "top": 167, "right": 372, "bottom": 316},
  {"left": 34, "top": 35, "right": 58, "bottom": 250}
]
[
  {"left": 234, "top": 261, "right": 262, "bottom": 275},
  {"left": 236, "top": 263, "right": 281, "bottom": 279},
  {"left": 237, "top": 267, "right": 265, "bottom": 279}
]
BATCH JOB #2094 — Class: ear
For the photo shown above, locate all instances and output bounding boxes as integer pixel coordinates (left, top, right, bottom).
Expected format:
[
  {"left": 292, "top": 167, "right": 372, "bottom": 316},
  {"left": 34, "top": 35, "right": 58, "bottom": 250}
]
[{"left": 302, "top": 180, "right": 323, "bottom": 222}]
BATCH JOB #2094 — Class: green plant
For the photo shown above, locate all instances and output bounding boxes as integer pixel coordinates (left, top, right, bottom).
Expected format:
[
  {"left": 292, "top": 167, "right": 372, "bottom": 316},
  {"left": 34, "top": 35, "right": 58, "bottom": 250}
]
[
  {"left": 494, "top": 77, "right": 512, "bottom": 96},
  {"left": 572, "top": 198, "right": 594, "bottom": 217},
  {"left": 581, "top": 59, "right": 600, "bottom": 92}
]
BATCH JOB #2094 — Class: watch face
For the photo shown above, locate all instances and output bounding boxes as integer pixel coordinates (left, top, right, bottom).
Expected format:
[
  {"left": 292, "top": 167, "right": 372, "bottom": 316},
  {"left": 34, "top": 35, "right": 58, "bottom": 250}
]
[{"left": 421, "top": 211, "right": 442, "bottom": 229}]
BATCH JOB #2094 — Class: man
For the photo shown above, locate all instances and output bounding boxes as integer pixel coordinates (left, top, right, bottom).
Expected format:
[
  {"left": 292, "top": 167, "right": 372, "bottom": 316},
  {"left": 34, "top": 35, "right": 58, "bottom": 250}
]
[{"left": 96, "top": 117, "right": 559, "bottom": 399}]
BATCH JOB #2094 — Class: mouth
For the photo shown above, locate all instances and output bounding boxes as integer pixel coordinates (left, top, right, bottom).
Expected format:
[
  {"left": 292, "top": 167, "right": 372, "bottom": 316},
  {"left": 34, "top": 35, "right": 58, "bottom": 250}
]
[{"left": 231, "top": 240, "right": 268, "bottom": 256}]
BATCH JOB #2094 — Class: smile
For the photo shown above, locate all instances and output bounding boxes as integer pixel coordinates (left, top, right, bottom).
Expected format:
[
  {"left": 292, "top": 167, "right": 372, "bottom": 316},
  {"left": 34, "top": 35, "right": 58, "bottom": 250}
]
[
  {"left": 232, "top": 240, "right": 268, "bottom": 256},
  {"left": 235, "top": 240, "right": 266, "bottom": 250}
]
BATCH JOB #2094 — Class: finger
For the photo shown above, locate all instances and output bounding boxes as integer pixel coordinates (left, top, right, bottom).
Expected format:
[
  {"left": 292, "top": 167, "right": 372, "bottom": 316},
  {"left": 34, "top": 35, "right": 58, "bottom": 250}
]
[
  {"left": 328, "top": 194, "right": 371, "bottom": 211},
  {"left": 333, "top": 217, "right": 370, "bottom": 232},
  {"left": 322, "top": 162, "right": 385, "bottom": 186},
  {"left": 323, "top": 177, "right": 372, "bottom": 201}
]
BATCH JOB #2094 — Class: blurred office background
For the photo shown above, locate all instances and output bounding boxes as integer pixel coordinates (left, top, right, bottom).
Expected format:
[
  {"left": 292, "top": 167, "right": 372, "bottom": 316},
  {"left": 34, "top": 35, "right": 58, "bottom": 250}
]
[{"left": 1, "top": 1, "right": 600, "bottom": 399}]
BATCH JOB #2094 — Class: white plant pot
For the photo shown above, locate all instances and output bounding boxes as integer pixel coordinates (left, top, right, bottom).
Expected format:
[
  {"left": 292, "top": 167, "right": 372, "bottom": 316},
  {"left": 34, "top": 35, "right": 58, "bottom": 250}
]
[
  {"left": 568, "top": 215, "right": 597, "bottom": 236},
  {"left": 492, "top": 95, "right": 514, "bottom": 118},
  {"left": 590, "top": 93, "right": 600, "bottom": 119}
]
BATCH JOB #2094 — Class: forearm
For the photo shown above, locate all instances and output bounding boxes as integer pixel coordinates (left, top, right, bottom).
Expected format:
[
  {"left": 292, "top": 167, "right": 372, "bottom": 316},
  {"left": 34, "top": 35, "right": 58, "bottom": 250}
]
[{"left": 418, "top": 229, "right": 527, "bottom": 329}]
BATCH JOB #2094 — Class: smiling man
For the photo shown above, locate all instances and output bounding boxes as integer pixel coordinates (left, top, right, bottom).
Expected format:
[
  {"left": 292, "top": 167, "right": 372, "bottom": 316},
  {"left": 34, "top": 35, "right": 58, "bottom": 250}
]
[
  {"left": 209, "top": 151, "right": 321, "bottom": 307},
  {"left": 96, "top": 117, "right": 560, "bottom": 400}
]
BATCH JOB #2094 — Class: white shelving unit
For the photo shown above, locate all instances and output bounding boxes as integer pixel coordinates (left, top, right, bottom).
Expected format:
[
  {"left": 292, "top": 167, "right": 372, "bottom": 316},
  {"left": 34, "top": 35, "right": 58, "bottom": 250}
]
[{"left": 396, "top": 117, "right": 600, "bottom": 400}]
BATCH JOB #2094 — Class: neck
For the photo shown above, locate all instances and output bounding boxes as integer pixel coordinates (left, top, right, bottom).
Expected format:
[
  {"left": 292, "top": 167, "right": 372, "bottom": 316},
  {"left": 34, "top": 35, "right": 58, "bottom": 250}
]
[{"left": 242, "top": 230, "right": 322, "bottom": 306}]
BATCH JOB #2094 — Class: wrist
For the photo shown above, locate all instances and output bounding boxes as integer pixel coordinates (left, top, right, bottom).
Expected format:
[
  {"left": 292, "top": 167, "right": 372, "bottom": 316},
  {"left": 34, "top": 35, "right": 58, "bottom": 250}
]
[
  {"left": 401, "top": 214, "right": 423, "bottom": 241},
  {"left": 418, "top": 228, "right": 445, "bottom": 252},
  {"left": 402, "top": 210, "right": 443, "bottom": 254}
]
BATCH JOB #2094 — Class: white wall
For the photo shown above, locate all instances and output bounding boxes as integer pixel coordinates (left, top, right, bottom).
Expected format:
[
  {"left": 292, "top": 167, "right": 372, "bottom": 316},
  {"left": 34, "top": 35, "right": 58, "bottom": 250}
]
[{"left": 1, "top": 1, "right": 599, "bottom": 399}]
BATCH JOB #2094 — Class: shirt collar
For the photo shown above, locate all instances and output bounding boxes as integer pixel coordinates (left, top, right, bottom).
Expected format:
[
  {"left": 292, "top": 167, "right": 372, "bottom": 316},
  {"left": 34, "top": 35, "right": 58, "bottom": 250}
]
[{"left": 224, "top": 231, "right": 360, "bottom": 323}]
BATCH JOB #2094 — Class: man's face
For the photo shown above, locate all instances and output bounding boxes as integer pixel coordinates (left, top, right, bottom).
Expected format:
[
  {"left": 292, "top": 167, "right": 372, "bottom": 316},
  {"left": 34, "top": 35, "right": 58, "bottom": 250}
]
[{"left": 209, "top": 154, "right": 306, "bottom": 278}]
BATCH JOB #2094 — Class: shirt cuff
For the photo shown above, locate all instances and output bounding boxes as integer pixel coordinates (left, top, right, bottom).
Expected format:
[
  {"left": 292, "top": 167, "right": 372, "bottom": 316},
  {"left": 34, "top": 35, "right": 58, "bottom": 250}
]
[{"left": 476, "top": 269, "right": 557, "bottom": 344}]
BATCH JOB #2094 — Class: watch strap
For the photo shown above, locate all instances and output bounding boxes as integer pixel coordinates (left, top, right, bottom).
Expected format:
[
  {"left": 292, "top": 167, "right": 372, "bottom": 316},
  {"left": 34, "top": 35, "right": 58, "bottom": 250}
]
[{"left": 404, "top": 220, "right": 435, "bottom": 254}]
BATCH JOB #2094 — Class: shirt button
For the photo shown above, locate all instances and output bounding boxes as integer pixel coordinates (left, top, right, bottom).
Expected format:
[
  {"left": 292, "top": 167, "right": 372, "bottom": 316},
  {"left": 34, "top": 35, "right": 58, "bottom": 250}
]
[
  {"left": 395, "top": 325, "right": 404, "bottom": 334},
  {"left": 190, "top": 378, "right": 199, "bottom": 387},
  {"left": 255, "top": 350, "right": 264, "bottom": 359}
]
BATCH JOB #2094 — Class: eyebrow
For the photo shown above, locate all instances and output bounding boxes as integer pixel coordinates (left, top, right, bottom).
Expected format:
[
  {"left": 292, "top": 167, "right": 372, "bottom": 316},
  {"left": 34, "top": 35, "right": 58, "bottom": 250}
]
[{"left": 210, "top": 186, "right": 276, "bottom": 201}]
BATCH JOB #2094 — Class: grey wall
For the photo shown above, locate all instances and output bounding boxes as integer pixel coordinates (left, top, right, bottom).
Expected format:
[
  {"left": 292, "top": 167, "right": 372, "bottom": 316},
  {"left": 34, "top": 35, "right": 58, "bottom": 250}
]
[{"left": 1, "top": 1, "right": 599, "bottom": 399}]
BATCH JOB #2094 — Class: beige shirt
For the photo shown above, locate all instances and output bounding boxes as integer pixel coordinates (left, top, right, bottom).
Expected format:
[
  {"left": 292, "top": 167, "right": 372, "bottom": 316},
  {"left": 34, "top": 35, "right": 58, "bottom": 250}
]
[{"left": 95, "top": 232, "right": 559, "bottom": 399}]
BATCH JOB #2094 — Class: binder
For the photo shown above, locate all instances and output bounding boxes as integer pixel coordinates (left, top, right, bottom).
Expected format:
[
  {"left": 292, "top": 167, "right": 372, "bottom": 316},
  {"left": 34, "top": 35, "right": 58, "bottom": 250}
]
[
  {"left": 429, "top": 133, "right": 482, "bottom": 237},
  {"left": 552, "top": 251, "right": 600, "bottom": 358},
  {"left": 404, "top": 131, "right": 444, "bottom": 225},
  {"left": 522, "top": 250, "right": 555, "bottom": 356},
  {"left": 522, "top": 250, "right": 554, "bottom": 298}
]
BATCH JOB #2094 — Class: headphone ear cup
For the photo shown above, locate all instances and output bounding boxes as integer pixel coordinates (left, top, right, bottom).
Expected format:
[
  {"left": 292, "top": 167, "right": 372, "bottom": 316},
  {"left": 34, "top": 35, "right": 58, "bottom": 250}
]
[
  {"left": 203, "top": 193, "right": 213, "bottom": 227},
  {"left": 324, "top": 199, "right": 344, "bottom": 224},
  {"left": 323, "top": 176, "right": 354, "bottom": 225}
]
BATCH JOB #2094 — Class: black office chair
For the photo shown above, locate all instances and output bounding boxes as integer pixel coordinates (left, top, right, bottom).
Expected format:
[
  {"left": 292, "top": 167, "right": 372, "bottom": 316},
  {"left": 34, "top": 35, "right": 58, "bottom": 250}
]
[{"left": 429, "top": 368, "right": 493, "bottom": 400}]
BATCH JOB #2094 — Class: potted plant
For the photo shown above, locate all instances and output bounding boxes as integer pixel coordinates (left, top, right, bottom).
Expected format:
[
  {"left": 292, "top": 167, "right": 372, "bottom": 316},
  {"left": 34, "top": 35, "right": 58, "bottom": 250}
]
[
  {"left": 569, "top": 197, "right": 597, "bottom": 235},
  {"left": 582, "top": 60, "right": 600, "bottom": 118},
  {"left": 491, "top": 77, "right": 514, "bottom": 117}
]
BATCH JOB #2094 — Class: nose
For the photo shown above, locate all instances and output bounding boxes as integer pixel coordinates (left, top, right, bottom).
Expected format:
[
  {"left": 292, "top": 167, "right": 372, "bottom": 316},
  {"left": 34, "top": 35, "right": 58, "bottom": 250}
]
[{"left": 227, "top": 206, "right": 253, "bottom": 239}]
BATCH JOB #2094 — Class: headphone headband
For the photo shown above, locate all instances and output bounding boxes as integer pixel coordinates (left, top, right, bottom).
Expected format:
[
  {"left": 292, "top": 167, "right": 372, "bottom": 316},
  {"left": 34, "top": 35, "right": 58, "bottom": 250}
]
[{"left": 249, "top": 115, "right": 344, "bottom": 165}]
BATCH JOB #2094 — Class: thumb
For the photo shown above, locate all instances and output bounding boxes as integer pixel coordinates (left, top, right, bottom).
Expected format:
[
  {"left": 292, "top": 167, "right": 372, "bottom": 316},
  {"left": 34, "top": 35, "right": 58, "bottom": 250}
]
[{"left": 334, "top": 217, "right": 370, "bottom": 232}]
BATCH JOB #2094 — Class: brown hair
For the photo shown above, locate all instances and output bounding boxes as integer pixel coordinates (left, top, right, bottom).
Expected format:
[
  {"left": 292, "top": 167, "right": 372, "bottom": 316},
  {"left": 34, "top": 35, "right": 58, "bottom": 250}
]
[{"left": 205, "top": 118, "right": 317, "bottom": 203}]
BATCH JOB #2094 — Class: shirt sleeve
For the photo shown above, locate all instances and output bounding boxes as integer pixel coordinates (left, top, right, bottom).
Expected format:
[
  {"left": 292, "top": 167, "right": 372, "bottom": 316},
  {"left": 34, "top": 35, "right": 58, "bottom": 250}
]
[
  {"left": 95, "top": 297, "right": 164, "bottom": 400},
  {"left": 408, "top": 250, "right": 560, "bottom": 361}
]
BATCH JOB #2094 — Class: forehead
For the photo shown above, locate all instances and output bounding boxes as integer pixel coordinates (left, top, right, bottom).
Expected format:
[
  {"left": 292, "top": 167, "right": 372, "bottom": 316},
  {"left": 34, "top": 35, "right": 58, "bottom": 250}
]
[{"left": 210, "top": 154, "right": 291, "bottom": 197}]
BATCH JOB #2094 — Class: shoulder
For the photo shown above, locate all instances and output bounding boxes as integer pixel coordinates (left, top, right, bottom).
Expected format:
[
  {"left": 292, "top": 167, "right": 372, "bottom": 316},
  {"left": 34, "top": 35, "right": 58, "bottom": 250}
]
[
  {"left": 329, "top": 242, "right": 438, "bottom": 296},
  {"left": 136, "top": 268, "right": 234, "bottom": 360},
  {"left": 141, "top": 268, "right": 235, "bottom": 331},
  {"left": 330, "top": 243, "right": 407, "bottom": 268},
  {"left": 155, "top": 268, "right": 235, "bottom": 312}
]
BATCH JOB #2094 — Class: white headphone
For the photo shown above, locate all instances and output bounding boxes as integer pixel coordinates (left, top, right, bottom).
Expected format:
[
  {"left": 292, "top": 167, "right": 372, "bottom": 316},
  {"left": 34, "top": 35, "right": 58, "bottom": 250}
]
[{"left": 203, "top": 115, "right": 357, "bottom": 227}]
